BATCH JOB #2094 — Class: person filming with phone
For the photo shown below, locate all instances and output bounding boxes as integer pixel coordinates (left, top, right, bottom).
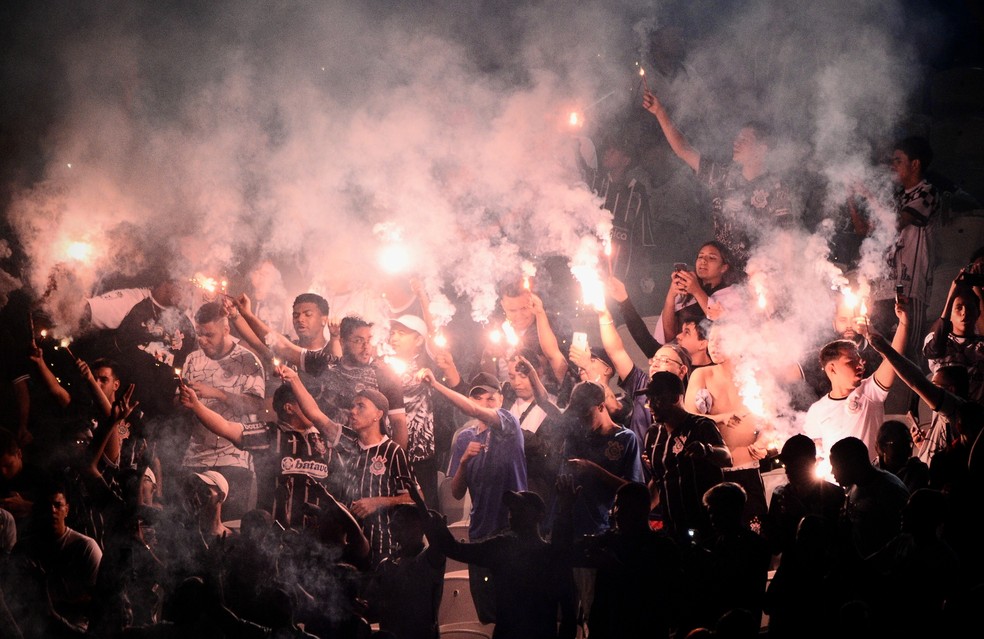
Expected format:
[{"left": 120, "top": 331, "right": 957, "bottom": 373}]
[{"left": 654, "top": 241, "right": 742, "bottom": 344}]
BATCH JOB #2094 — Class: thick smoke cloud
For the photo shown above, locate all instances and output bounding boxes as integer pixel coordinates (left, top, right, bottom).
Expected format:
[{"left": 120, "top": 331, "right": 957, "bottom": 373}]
[{"left": 3, "top": 0, "right": 945, "bottom": 433}]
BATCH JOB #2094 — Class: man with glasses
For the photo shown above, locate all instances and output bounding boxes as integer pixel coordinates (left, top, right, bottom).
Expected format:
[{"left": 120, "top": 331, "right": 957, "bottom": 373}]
[
  {"left": 300, "top": 316, "right": 407, "bottom": 450},
  {"left": 592, "top": 302, "right": 692, "bottom": 445}
]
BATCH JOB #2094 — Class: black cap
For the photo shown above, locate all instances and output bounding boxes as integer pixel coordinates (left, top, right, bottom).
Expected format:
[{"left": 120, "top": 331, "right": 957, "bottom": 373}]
[
  {"left": 468, "top": 372, "right": 501, "bottom": 397},
  {"left": 779, "top": 434, "right": 817, "bottom": 462},
  {"left": 589, "top": 347, "right": 615, "bottom": 373}
]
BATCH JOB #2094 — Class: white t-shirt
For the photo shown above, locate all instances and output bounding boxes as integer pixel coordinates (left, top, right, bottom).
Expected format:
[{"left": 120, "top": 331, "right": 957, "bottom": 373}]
[
  {"left": 181, "top": 343, "right": 265, "bottom": 469},
  {"left": 803, "top": 375, "right": 889, "bottom": 456},
  {"left": 508, "top": 397, "right": 548, "bottom": 434},
  {"left": 85, "top": 288, "right": 150, "bottom": 330}
]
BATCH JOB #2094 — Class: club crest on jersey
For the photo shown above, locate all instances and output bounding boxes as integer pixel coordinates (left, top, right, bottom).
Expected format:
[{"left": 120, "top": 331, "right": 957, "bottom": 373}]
[
  {"left": 369, "top": 454, "right": 388, "bottom": 476},
  {"left": 605, "top": 440, "right": 624, "bottom": 461}
]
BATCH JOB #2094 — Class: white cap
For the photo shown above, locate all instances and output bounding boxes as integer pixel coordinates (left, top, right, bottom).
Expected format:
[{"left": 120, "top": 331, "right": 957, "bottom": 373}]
[
  {"left": 194, "top": 470, "right": 229, "bottom": 503},
  {"left": 391, "top": 314, "right": 428, "bottom": 336}
]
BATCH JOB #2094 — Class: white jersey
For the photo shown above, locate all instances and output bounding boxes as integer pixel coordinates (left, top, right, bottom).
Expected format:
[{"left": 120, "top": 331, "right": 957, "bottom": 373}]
[
  {"left": 803, "top": 375, "right": 888, "bottom": 456},
  {"left": 86, "top": 288, "right": 150, "bottom": 330},
  {"left": 181, "top": 343, "right": 265, "bottom": 469}
]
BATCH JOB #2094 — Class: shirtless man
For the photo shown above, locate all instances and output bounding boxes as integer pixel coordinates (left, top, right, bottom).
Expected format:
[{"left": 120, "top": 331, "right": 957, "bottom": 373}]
[{"left": 684, "top": 323, "right": 770, "bottom": 526}]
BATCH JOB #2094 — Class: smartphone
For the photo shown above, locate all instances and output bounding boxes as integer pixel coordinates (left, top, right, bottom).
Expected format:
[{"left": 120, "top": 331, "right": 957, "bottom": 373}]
[
  {"left": 895, "top": 284, "right": 904, "bottom": 303},
  {"left": 572, "top": 331, "right": 588, "bottom": 352},
  {"left": 673, "top": 262, "right": 688, "bottom": 273}
]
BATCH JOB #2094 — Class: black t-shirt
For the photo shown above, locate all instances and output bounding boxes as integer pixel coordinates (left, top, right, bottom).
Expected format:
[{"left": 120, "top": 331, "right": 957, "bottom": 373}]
[
  {"left": 645, "top": 414, "right": 726, "bottom": 541},
  {"left": 239, "top": 421, "right": 344, "bottom": 530}
]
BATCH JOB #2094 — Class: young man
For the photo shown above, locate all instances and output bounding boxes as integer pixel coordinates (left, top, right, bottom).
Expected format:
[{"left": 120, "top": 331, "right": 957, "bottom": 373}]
[
  {"left": 562, "top": 381, "right": 645, "bottom": 537},
  {"left": 859, "top": 136, "right": 938, "bottom": 364},
  {"left": 387, "top": 314, "right": 459, "bottom": 511},
  {"left": 418, "top": 368, "right": 527, "bottom": 625},
  {"left": 179, "top": 367, "right": 359, "bottom": 544},
  {"left": 643, "top": 371, "right": 732, "bottom": 544},
  {"left": 302, "top": 316, "right": 408, "bottom": 450},
  {"left": 180, "top": 301, "right": 265, "bottom": 521},
  {"left": 342, "top": 389, "right": 414, "bottom": 566},
  {"left": 642, "top": 88, "right": 794, "bottom": 265},
  {"left": 803, "top": 299, "right": 909, "bottom": 456}
]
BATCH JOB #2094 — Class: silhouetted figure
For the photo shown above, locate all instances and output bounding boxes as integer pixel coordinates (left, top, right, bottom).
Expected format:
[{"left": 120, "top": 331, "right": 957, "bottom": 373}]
[
  {"left": 697, "top": 482, "right": 770, "bottom": 629},
  {"left": 368, "top": 504, "right": 445, "bottom": 639},
  {"left": 568, "top": 481, "right": 682, "bottom": 639},
  {"left": 866, "top": 488, "right": 963, "bottom": 637},
  {"left": 829, "top": 437, "right": 908, "bottom": 558},
  {"left": 874, "top": 419, "right": 928, "bottom": 493},
  {"left": 765, "top": 515, "right": 840, "bottom": 639},
  {"left": 424, "top": 490, "right": 573, "bottom": 639},
  {"left": 762, "top": 434, "right": 844, "bottom": 557}
]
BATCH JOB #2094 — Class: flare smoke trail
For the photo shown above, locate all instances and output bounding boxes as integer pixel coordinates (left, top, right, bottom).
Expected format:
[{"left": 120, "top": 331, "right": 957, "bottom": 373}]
[{"left": 1, "top": 0, "right": 948, "bottom": 430}]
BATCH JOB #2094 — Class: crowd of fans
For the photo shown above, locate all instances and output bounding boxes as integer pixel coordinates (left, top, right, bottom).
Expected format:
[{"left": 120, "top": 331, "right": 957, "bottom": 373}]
[{"left": 1, "top": 86, "right": 984, "bottom": 639}]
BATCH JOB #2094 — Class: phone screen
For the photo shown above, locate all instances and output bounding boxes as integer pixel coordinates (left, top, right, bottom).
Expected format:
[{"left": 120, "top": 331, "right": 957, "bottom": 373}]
[
  {"left": 572, "top": 332, "right": 588, "bottom": 352},
  {"left": 673, "top": 262, "right": 688, "bottom": 272}
]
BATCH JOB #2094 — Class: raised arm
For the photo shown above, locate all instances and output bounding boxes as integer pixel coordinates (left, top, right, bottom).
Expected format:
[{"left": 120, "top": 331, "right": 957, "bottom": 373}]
[
  {"left": 87, "top": 385, "right": 138, "bottom": 479},
  {"left": 642, "top": 89, "right": 700, "bottom": 173},
  {"left": 869, "top": 332, "right": 947, "bottom": 411},
  {"left": 608, "top": 276, "right": 661, "bottom": 358},
  {"left": 597, "top": 307, "right": 635, "bottom": 381},
  {"left": 223, "top": 296, "right": 274, "bottom": 362},
  {"left": 178, "top": 383, "right": 245, "bottom": 446},
  {"left": 236, "top": 293, "right": 305, "bottom": 366},
  {"left": 28, "top": 345, "right": 71, "bottom": 408},
  {"left": 531, "top": 293, "right": 570, "bottom": 384},
  {"left": 873, "top": 298, "right": 909, "bottom": 390},
  {"left": 418, "top": 368, "right": 501, "bottom": 428},
  {"left": 77, "top": 359, "right": 113, "bottom": 418},
  {"left": 276, "top": 365, "right": 342, "bottom": 444}
]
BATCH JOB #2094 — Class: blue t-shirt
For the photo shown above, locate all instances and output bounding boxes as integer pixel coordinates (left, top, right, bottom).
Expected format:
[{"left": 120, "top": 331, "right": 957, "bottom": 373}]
[
  {"left": 619, "top": 365, "right": 653, "bottom": 445},
  {"left": 447, "top": 409, "right": 528, "bottom": 540},
  {"left": 564, "top": 426, "right": 644, "bottom": 536}
]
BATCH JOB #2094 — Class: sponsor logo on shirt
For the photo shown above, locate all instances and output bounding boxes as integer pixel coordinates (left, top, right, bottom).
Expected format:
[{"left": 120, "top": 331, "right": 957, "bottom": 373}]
[{"left": 281, "top": 456, "right": 329, "bottom": 479}]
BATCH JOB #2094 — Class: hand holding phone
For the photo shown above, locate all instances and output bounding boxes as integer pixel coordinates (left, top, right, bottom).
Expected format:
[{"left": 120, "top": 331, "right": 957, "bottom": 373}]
[{"left": 572, "top": 332, "right": 588, "bottom": 352}]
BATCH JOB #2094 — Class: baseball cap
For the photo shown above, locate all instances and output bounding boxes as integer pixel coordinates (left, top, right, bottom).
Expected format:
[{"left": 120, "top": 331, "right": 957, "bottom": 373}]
[
  {"left": 194, "top": 470, "right": 229, "bottom": 503},
  {"left": 391, "top": 315, "right": 428, "bottom": 336},
  {"left": 779, "top": 434, "right": 817, "bottom": 463},
  {"left": 468, "top": 372, "right": 501, "bottom": 397},
  {"left": 355, "top": 388, "right": 390, "bottom": 414},
  {"left": 589, "top": 347, "right": 615, "bottom": 373}
]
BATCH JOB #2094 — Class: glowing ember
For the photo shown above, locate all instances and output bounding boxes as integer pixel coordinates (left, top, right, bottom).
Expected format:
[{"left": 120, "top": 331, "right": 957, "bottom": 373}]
[
  {"left": 66, "top": 241, "right": 93, "bottom": 262},
  {"left": 433, "top": 332, "right": 448, "bottom": 349},
  {"left": 841, "top": 288, "right": 859, "bottom": 310},
  {"left": 757, "top": 291, "right": 767, "bottom": 310},
  {"left": 501, "top": 321, "right": 520, "bottom": 347},
  {"left": 40, "top": 329, "right": 48, "bottom": 338},
  {"left": 379, "top": 244, "right": 411, "bottom": 274},
  {"left": 488, "top": 329, "right": 502, "bottom": 344},
  {"left": 815, "top": 457, "right": 834, "bottom": 482},
  {"left": 272, "top": 358, "right": 281, "bottom": 367},
  {"left": 569, "top": 111, "right": 581, "bottom": 127},
  {"left": 191, "top": 274, "right": 219, "bottom": 294},
  {"left": 386, "top": 356, "right": 408, "bottom": 376},
  {"left": 174, "top": 367, "right": 182, "bottom": 377},
  {"left": 59, "top": 337, "right": 72, "bottom": 348},
  {"left": 573, "top": 265, "right": 606, "bottom": 311},
  {"left": 522, "top": 275, "right": 531, "bottom": 290}
]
